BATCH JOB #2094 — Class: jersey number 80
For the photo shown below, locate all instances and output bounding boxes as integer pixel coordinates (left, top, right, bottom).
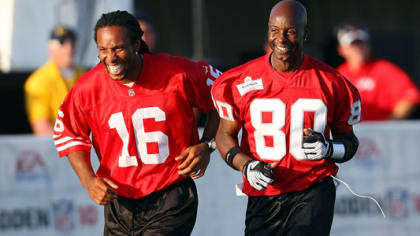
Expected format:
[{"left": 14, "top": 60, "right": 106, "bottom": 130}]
[{"left": 215, "top": 98, "right": 361, "bottom": 161}]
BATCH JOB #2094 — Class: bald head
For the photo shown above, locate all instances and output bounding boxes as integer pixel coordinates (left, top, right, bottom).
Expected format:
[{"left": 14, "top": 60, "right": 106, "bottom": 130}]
[
  {"left": 267, "top": 0, "right": 309, "bottom": 72},
  {"left": 270, "top": 0, "right": 307, "bottom": 27}
]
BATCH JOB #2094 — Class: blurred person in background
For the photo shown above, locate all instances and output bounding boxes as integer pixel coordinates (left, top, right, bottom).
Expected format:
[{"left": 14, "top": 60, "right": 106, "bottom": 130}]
[
  {"left": 336, "top": 24, "right": 420, "bottom": 121},
  {"left": 135, "top": 10, "right": 157, "bottom": 52},
  {"left": 135, "top": 9, "right": 209, "bottom": 124},
  {"left": 24, "top": 25, "right": 85, "bottom": 135},
  {"left": 53, "top": 10, "right": 220, "bottom": 235}
]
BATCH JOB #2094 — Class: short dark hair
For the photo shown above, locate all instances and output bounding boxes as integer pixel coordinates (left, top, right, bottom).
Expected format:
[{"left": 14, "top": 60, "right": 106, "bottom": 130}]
[{"left": 94, "top": 10, "right": 150, "bottom": 54}]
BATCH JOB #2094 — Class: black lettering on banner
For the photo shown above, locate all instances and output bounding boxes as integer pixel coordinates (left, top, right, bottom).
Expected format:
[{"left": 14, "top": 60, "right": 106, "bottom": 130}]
[
  {"left": 0, "top": 208, "right": 49, "bottom": 231},
  {"left": 335, "top": 196, "right": 384, "bottom": 216}
]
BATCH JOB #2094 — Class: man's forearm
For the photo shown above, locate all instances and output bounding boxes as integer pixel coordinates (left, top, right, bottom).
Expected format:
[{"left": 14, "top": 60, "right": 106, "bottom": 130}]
[
  {"left": 67, "top": 150, "right": 96, "bottom": 188},
  {"left": 201, "top": 109, "right": 219, "bottom": 140},
  {"left": 216, "top": 130, "right": 252, "bottom": 171}
]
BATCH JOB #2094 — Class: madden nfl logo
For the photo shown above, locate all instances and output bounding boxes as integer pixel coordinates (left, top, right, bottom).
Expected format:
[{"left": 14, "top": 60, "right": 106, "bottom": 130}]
[
  {"left": 385, "top": 188, "right": 409, "bottom": 218},
  {"left": 53, "top": 199, "right": 75, "bottom": 232}
]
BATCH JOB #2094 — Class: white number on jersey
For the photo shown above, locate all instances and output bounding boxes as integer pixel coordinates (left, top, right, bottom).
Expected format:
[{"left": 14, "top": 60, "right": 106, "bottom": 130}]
[
  {"left": 250, "top": 99, "right": 286, "bottom": 160},
  {"left": 289, "top": 99, "right": 327, "bottom": 160},
  {"left": 132, "top": 107, "right": 169, "bottom": 164},
  {"left": 109, "top": 107, "right": 170, "bottom": 167},
  {"left": 109, "top": 112, "right": 138, "bottom": 167},
  {"left": 215, "top": 98, "right": 346, "bottom": 161},
  {"left": 215, "top": 101, "right": 235, "bottom": 121},
  {"left": 54, "top": 110, "right": 65, "bottom": 133},
  {"left": 348, "top": 100, "right": 361, "bottom": 125},
  {"left": 249, "top": 98, "right": 327, "bottom": 161}
]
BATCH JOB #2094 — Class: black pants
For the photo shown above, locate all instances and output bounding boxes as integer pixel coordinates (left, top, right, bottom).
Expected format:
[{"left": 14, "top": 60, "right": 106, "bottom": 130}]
[
  {"left": 104, "top": 178, "right": 198, "bottom": 236},
  {"left": 245, "top": 176, "right": 336, "bottom": 236}
]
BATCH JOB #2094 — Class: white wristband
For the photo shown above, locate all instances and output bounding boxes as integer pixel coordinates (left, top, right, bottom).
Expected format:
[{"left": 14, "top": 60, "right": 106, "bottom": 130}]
[{"left": 330, "top": 142, "right": 345, "bottom": 161}]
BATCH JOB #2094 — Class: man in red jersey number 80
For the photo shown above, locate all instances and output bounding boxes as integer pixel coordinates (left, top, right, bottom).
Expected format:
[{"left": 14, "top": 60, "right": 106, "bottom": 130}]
[{"left": 211, "top": 1, "right": 360, "bottom": 235}]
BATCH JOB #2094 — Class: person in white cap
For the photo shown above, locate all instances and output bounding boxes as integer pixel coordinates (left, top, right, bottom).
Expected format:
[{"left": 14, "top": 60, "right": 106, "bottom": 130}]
[{"left": 336, "top": 24, "right": 420, "bottom": 121}]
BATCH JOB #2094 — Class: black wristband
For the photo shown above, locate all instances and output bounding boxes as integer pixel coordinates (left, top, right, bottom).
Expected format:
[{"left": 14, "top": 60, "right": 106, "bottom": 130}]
[{"left": 225, "top": 146, "right": 241, "bottom": 170}]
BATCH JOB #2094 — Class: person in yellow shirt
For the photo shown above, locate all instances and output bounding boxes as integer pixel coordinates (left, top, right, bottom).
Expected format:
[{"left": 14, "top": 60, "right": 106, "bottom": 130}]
[{"left": 24, "top": 25, "right": 85, "bottom": 135}]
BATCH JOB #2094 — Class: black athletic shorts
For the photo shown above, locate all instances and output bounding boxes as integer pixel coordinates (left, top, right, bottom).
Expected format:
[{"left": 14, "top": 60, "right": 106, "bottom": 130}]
[
  {"left": 245, "top": 176, "right": 336, "bottom": 236},
  {"left": 104, "top": 178, "right": 198, "bottom": 236}
]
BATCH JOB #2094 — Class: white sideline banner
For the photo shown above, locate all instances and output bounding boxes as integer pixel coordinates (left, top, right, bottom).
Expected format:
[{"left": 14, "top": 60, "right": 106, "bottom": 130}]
[
  {"left": 1, "top": 121, "right": 420, "bottom": 236},
  {"left": 0, "top": 135, "right": 103, "bottom": 236},
  {"left": 0, "top": 134, "right": 246, "bottom": 236},
  {"left": 331, "top": 121, "right": 420, "bottom": 236}
]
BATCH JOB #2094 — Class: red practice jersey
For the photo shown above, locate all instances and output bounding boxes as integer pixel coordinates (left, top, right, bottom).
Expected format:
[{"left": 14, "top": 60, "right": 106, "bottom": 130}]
[
  {"left": 338, "top": 58, "right": 420, "bottom": 120},
  {"left": 212, "top": 53, "right": 361, "bottom": 197},
  {"left": 54, "top": 53, "right": 220, "bottom": 198}
]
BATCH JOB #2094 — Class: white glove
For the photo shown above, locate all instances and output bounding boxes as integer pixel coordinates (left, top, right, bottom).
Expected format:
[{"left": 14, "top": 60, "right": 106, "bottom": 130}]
[
  {"left": 302, "top": 129, "right": 332, "bottom": 160},
  {"left": 242, "top": 160, "right": 275, "bottom": 190}
]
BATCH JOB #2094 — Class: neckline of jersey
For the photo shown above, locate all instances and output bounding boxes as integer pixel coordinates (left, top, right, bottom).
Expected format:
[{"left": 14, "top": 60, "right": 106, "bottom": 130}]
[{"left": 265, "top": 53, "right": 308, "bottom": 82}]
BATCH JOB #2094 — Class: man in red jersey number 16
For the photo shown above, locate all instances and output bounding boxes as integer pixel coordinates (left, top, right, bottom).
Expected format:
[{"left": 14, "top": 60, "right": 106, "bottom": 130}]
[
  {"left": 211, "top": 1, "right": 361, "bottom": 235},
  {"left": 53, "top": 10, "right": 220, "bottom": 236}
]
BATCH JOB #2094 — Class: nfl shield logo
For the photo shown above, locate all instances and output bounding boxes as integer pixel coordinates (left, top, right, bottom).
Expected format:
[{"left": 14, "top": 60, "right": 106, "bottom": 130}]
[
  {"left": 53, "top": 199, "right": 75, "bottom": 232},
  {"left": 128, "top": 89, "right": 135, "bottom": 97},
  {"left": 385, "top": 188, "right": 408, "bottom": 218}
]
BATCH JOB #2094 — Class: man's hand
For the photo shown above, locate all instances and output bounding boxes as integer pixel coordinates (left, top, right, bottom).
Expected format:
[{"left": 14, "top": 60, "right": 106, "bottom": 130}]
[
  {"left": 67, "top": 151, "right": 118, "bottom": 205},
  {"left": 302, "top": 128, "right": 332, "bottom": 160},
  {"left": 242, "top": 160, "right": 276, "bottom": 190},
  {"left": 176, "top": 142, "right": 211, "bottom": 179},
  {"left": 85, "top": 176, "right": 118, "bottom": 205}
]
